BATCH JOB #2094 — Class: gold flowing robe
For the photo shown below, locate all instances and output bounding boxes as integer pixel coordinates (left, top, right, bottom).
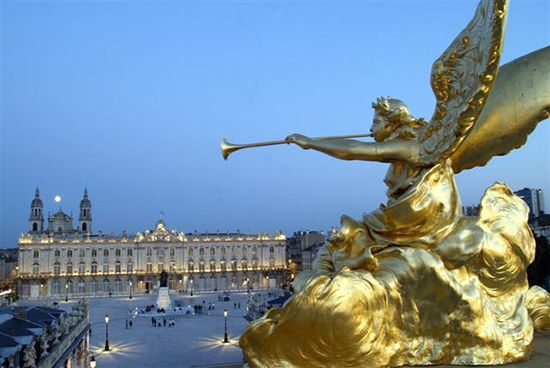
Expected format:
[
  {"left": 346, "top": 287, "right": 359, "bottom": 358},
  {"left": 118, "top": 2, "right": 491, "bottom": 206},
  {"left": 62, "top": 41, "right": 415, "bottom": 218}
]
[{"left": 240, "top": 162, "right": 548, "bottom": 367}]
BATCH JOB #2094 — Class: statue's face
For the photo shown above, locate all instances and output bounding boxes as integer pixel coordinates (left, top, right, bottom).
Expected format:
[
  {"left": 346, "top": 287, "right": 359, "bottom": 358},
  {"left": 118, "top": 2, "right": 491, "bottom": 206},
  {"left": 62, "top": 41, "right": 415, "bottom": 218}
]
[{"left": 371, "top": 113, "right": 393, "bottom": 142}]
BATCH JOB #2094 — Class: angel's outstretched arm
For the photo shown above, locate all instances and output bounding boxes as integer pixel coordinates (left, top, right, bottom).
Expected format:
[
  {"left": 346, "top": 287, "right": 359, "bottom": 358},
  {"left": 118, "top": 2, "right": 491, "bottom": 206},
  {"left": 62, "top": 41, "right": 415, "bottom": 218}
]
[{"left": 286, "top": 134, "right": 422, "bottom": 165}]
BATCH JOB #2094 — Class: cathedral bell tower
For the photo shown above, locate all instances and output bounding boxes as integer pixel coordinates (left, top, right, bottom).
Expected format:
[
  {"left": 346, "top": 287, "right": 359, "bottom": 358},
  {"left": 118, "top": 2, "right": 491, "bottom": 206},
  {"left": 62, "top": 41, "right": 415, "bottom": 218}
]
[
  {"left": 78, "top": 189, "right": 92, "bottom": 233},
  {"left": 29, "top": 187, "right": 44, "bottom": 233}
]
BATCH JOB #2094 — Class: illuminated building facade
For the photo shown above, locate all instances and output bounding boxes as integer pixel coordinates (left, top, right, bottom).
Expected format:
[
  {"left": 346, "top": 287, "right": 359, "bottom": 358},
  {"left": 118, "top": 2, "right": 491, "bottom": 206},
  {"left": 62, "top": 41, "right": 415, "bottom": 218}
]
[{"left": 17, "top": 189, "right": 287, "bottom": 299}]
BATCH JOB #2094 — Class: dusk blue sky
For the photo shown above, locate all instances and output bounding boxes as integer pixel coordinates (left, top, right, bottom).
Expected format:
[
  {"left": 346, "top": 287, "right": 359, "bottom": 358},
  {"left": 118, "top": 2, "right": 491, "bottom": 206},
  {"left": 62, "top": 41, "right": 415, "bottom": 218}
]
[{"left": 1, "top": 0, "right": 549, "bottom": 247}]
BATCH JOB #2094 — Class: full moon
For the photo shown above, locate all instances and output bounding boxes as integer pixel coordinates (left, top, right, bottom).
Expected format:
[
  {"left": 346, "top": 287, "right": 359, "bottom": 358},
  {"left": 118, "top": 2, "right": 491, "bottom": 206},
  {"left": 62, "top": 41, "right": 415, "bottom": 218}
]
[{"left": 54, "top": 195, "right": 61, "bottom": 203}]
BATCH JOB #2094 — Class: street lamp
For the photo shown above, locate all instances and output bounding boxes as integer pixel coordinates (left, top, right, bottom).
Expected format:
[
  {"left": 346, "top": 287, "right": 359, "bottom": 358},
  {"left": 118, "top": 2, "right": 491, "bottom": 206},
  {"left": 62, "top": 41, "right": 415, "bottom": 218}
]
[
  {"left": 65, "top": 283, "right": 68, "bottom": 302},
  {"left": 104, "top": 314, "right": 110, "bottom": 351},
  {"left": 89, "top": 355, "right": 96, "bottom": 368},
  {"left": 129, "top": 281, "right": 133, "bottom": 299},
  {"left": 223, "top": 308, "right": 229, "bottom": 343},
  {"left": 190, "top": 279, "right": 194, "bottom": 296}
]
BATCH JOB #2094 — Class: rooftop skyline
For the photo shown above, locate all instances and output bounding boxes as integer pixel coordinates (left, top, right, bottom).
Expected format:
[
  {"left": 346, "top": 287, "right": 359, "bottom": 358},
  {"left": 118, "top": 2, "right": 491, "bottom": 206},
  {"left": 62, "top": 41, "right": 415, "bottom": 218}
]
[{"left": 2, "top": 1, "right": 549, "bottom": 247}]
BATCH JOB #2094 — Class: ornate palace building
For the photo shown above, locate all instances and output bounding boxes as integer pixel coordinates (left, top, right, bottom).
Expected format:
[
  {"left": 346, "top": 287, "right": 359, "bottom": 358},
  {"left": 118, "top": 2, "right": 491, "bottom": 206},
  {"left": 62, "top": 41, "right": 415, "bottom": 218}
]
[{"left": 17, "top": 189, "right": 287, "bottom": 299}]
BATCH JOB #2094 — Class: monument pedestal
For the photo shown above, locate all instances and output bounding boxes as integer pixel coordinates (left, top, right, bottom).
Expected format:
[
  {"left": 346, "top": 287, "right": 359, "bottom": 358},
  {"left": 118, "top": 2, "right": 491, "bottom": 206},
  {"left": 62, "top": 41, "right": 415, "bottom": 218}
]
[{"left": 156, "top": 287, "right": 171, "bottom": 310}]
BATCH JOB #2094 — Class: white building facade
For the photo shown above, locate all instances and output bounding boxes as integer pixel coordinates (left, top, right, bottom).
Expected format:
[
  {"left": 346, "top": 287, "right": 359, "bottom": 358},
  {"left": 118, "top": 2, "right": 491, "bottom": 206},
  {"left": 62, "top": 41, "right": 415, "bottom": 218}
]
[{"left": 17, "top": 189, "right": 287, "bottom": 299}]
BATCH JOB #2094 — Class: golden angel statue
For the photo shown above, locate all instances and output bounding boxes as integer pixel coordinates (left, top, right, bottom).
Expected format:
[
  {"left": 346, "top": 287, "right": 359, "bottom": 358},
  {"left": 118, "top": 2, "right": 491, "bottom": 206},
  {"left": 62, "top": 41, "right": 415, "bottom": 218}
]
[{"left": 235, "top": 0, "right": 550, "bottom": 367}]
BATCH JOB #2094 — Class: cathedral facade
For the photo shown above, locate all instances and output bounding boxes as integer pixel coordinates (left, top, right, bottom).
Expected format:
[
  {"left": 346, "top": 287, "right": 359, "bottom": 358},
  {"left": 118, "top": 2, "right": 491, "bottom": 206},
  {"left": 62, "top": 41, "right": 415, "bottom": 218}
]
[{"left": 18, "top": 189, "right": 287, "bottom": 299}]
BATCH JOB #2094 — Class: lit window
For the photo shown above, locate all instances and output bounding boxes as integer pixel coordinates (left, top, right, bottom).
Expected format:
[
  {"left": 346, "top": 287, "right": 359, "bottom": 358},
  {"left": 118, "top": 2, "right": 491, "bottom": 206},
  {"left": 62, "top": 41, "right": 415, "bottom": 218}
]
[
  {"left": 32, "top": 262, "right": 39, "bottom": 275},
  {"left": 146, "top": 263, "right": 153, "bottom": 273},
  {"left": 54, "top": 262, "right": 60, "bottom": 275},
  {"left": 91, "top": 261, "right": 97, "bottom": 274},
  {"left": 115, "top": 261, "right": 121, "bottom": 273},
  {"left": 66, "top": 262, "right": 73, "bottom": 274},
  {"left": 115, "top": 249, "right": 121, "bottom": 257}
]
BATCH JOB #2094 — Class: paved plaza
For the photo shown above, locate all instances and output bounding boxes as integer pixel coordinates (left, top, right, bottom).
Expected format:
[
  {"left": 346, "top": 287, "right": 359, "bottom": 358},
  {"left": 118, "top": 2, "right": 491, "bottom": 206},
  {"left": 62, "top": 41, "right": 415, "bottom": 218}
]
[{"left": 22, "top": 290, "right": 263, "bottom": 368}]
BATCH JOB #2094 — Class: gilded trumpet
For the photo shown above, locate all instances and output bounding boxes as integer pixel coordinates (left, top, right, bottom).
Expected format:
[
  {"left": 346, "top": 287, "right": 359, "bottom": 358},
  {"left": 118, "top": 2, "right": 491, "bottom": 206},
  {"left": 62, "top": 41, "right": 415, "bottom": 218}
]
[{"left": 221, "top": 133, "right": 373, "bottom": 160}]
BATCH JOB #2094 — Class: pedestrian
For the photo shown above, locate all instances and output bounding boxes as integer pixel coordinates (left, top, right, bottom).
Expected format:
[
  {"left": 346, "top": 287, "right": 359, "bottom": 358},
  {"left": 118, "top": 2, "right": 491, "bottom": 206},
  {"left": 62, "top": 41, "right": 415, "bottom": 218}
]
[
  {"left": 129, "top": 320, "right": 133, "bottom": 328},
  {"left": 163, "top": 318, "right": 166, "bottom": 327},
  {"left": 234, "top": 302, "right": 236, "bottom": 309}
]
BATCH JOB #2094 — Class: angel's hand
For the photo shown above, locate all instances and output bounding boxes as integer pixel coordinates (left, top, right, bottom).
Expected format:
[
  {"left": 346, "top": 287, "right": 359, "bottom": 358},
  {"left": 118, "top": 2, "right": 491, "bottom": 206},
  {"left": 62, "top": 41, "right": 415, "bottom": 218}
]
[{"left": 285, "top": 134, "right": 312, "bottom": 149}]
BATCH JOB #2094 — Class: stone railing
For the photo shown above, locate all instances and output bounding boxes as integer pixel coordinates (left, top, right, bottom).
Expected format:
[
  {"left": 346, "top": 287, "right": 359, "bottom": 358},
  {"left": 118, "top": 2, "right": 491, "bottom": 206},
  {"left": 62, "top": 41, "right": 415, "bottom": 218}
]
[{"left": 38, "top": 317, "right": 90, "bottom": 368}]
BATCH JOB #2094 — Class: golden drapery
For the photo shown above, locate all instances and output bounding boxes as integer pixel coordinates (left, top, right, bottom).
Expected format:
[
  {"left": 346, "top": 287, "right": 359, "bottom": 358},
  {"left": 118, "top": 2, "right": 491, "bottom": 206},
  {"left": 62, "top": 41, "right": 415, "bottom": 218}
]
[{"left": 240, "top": 164, "right": 548, "bottom": 367}]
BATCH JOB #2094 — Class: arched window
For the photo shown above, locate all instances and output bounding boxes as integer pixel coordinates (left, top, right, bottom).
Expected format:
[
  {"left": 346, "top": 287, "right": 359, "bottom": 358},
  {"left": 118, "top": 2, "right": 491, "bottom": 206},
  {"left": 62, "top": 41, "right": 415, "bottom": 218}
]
[
  {"left": 157, "top": 263, "right": 164, "bottom": 272},
  {"left": 33, "top": 250, "right": 39, "bottom": 258},
  {"left": 103, "top": 263, "right": 109, "bottom": 274},
  {"left": 114, "top": 278, "right": 122, "bottom": 293},
  {"left": 252, "top": 259, "right": 258, "bottom": 270},
  {"left": 115, "top": 249, "right": 121, "bottom": 257},
  {"left": 52, "top": 280, "right": 60, "bottom": 295},
  {"left": 220, "top": 260, "right": 227, "bottom": 272},
  {"left": 91, "top": 261, "right": 97, "bottom": 274},
  {"left": 209, "top": 260, "right": 216, "bottom": 272},
  {"left": 91, "top": 249, "right": 97, "bottom": 257},
  {"left": 32, "top": 262, "right": 39, "bottom": 275},
  {"left": 78, "top": 279, "right": 86, "bottom": 294},
  {"left": 66, "top": 279, "right": 74, "bottom": 294},
  {"left": 32, "top": 223, "right": 38, "bottom": 231},
  {"left": 102, "top": 278, "right": 110, "bottom": 292},
  {"left": 82, "top": 222, "right": 87, "bottom": 232},
  {"left": 188, "top": 261, "right": 194, "bottom": 272},
  {"left": 54, "top": 262, "right": 60, "bottom": 275},
  {"left": 269, "top": 258, "right": 275, "bottom": 268},
  {"left": 115, "top": 261, "right": 121, "bottom": 273},
  {"left": 199, "top": 261, "right": 205, "bottom": 272},
  {"left": 231, "top": 259, "right": 237, "bottom": 272},
  {"left": 146, "top": 262, "right": 152, "bottom": 273},
  {"left": 241, "top": 259, "right": 248, "bottom": 271},
  {"left": 169, "top": 262, "right": 176, "bottom": 272},
  {"left": 66, "top": 262, "right": 73, "bottom": 274},
  {"left": 199, "top": 248, "right": 205, "bottom": 256},
  {"left": 127, "top": 261, "right": 134, "bottom": 273},
  {"left": 90, "top": 279, "right": 98, "bottom": 293},
  {"left": 78, "top": 262, "right": 85, "bottom": 274}
]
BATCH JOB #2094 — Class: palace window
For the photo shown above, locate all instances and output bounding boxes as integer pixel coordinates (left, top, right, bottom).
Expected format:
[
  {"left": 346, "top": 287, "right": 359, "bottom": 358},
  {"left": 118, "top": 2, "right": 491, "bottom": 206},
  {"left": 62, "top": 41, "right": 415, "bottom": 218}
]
[
  {"left": 78, "top": 279, "right": 86, "bottom": 294},
  {"left": 188, "top": 248, "right": 193, "bottom": 256},
  {"left": 115, "top": 249, "right": 121, "bottom": 257},
  {"left": 102, "top": 278, "right": 110, "bottom": 292},
  {"left": 127, "top": 262, "right": 134, "bottom": 273},
  {"left": 67, "top": 250, "right": 73, "bottom": 258},
  {"left": 91, "top": 261, "right": 97, "bottom": 274},
  {"left": 146, "top": 248, "right": 152, "bottom": 257},
  {"left": 269, "top": 246, "right": 274, "bottom": 253},
  {"left": 157, "top": 263, "right": 164, "bottom": 272},
  {"left": 52, "top": 280, "right": 60, "bottom": 295},
  {"left": 210, "top": 248, "right": 215, "bottom": 255},
  {"left": 127, "top": 249, "right": 133, "bottom": 257},
  {"left": 114, "top": 278, "right": 122, "bottom": 293},
  {"left": 231, "top": 260, "right": 237, "bottom": 272},
  {"left": 199, "top": 261, "right": 205, "bottom": 272},
  {"left": 241, "top": 259, "right": 248, "bottom": 270},
  {"left": 220, "top": 260, "right": 227, "bottom": 272},
  {"left": 79, "top": 249, "right": 85, "bottom": 258},
  {"left": 92, "top": 249, "right": 97, "bottom": 257},
  {"left": 54, "top": 262, "right": 60, "bottom": 275},
  {"left": 269, "top": 258, "right": 275, "bottom": 268},
  {"left": 32, "top": 262, "right": 39, "bottom": 275},
  {"left": 252, "top": 259, "right": 258, "bottom": 270},
  {"left": 104, "top": 249, "right": 109, "bottom": 257},
  {"left": 146, "top": 262, "right": 153, "bottom": 273},
  {"left": 156, "top": 248, "right": 165, "bottom": 257},
  {"left": 78, "top": 262, "right": 85, "bottom": 274},
  {"left": 54, "top": 250, "right": 60, "bottom": 257},
  {"left": 209, "top": 261, "right": 216, "bottom": 272},
  {"left": 115, "top": 261, "right": 121, "bottom": 274},
  {"left": 169, "top": 262, "right": 176, "bottom": 272},
  {"left": 199, "top": 248, "right": 205, "bottom": 256},
  {"left": 221, "top": 247, "right": 226, "bottom": 254},
  {"left": 90, "top": 279, "right": 98, "bottom": 293},
  {"left": 253, "top": 246, "right": 258, "bottom": 256},
  {"left": 66, "top": 262, "right": 73, "bottom": 274},
  {"left": 103, "top": 263, "right": 109, "bottom": 273},
  {"left": 66, "top": 280, "right": 74, "bottom": 294},
  {"left": 170, "top": 248, "right": 175, "bottom": 257},
  {"left": 188, "top": 261, "right": 194, "bottom": 272}
]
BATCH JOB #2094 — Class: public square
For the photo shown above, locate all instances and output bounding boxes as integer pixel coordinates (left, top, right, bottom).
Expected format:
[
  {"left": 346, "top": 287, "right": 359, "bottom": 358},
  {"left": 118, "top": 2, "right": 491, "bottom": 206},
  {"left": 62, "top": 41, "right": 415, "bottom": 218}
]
[{"left": 22, "top": 290, "right": 266, "bottom": 368}]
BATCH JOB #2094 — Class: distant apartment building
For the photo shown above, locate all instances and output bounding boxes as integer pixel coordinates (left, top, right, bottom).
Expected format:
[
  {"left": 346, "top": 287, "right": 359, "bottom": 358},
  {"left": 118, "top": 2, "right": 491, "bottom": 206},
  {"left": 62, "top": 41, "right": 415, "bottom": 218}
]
[
  {"left": 18, "top": 188, "right": 287, "bottom": 299},
  {"left": 514, "top": 188, "right": 545, "bottom": 219},
  {"left": 462, "top": 205, "right": 480, "bottom": 216},
  {"left": 287, "top": 231, "right": 327, "bottom": 272}
]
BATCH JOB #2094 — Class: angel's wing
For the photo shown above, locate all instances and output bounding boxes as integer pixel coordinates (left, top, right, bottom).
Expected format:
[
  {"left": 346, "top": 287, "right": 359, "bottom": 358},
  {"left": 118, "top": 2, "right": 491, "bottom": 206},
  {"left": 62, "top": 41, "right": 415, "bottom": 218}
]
[
  {"left": 418, "top": 0, "right": 507, "bottom": 165},
  {"left": 450, "top": 46, "right": 550, "bottom": 173}
]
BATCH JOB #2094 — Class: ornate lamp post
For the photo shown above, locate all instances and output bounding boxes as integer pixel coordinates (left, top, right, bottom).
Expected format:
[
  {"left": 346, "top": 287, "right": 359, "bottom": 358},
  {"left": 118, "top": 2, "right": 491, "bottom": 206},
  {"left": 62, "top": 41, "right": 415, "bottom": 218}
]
[
  {"left": 104, "top": 314, "right": 110, "bottom": 351},
  {"left": 89, "top": 355, "right": 96, "bottom": 368},
  {"left": 129, "top": 281, "right": 133, "bottom": 299},
  {"left": 65, "top": 283, "right": 68, "bottom": 302},
  {"left": 190, "top": 279, "right": 194, "bottom": 296},
  {"left": 223, "top": 308, "right": 229, "bottom": 343}
]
